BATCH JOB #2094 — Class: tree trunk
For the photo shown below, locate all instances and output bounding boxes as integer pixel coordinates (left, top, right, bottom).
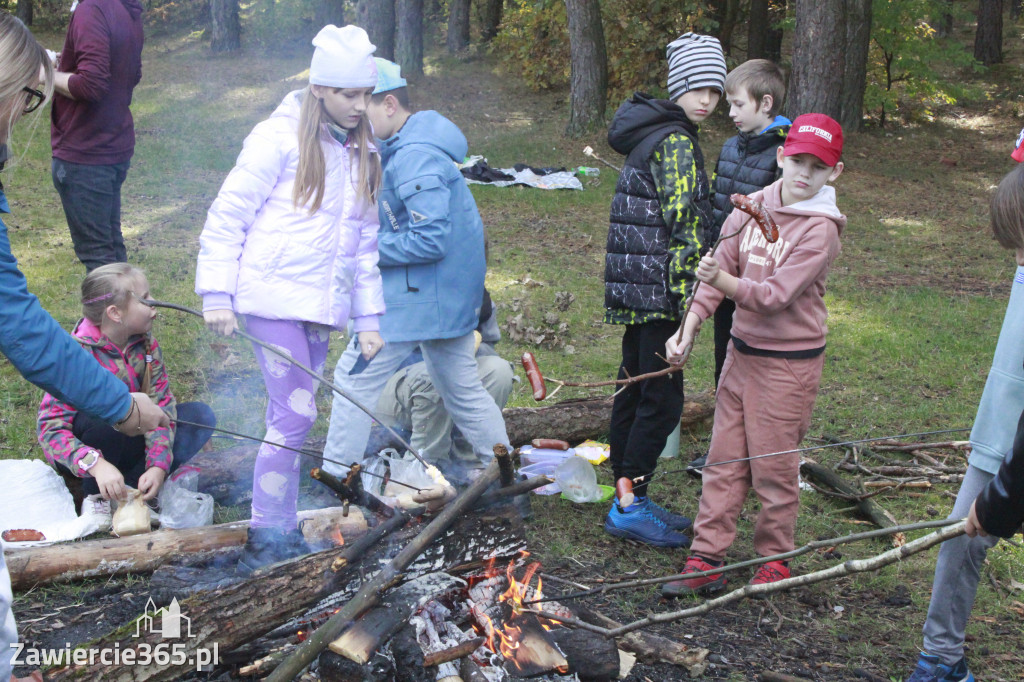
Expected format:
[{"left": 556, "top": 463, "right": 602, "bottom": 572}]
[
  {"left": 395, "top": 0, "right": 424, "bottom": 77},
  {"left": 709, "top": 0, "right": 742, "bottom": 55},
  {"left": 565, "top": 0, "right": 609, "bottom": 136},
  {"left": 359, "top": 0, "right": 396, "bottom": 60},
  {"left": 750, "top": 0, "right": 786, "bottom": 61},
  {"left": 747, "top": 0, "right": 769, "bottom": 58},
  {"left": 314, "top": 0, "right": 346, "bottom": 32},
  {"left": 974, "top": 0, "right": 1003, "bottom": 65},
  {"left": 480, "top": 0, "right": 504, "bottom": 41},
  {"left": 15, "top": 0, "right": 32, "bottom": 26},
  {"left": 840, "top": 0, "right": 872, "bottom": 131},
  {"left": 210, "top": 0, "right": 241, "bottom": 53},
  {"left": 447, "top": 0, "right": 471, "bottom": 53},
  {"left": 786, "top": 0, "right": 846, "bottom": 120},
  {"left": 1011, "top": 0, "right": 1022, "bottom": 20}
]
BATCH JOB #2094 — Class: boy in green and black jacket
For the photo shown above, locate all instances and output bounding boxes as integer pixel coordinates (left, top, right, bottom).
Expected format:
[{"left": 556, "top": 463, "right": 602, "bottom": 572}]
[{"left": 602, "top": 32, "right": 725, "bottom": 547}]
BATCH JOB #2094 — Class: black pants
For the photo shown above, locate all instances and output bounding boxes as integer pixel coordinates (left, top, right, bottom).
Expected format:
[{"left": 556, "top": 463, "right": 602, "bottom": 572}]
[
  {"left": 73, "top": 402, "right": 216, "bottom": 495},
  {"left": 713, "top": 297, "right": 736, "bottom": 388},
  {"left": 609, "top": 320, "right": 685, "bottom": 497},
  {"left": 51, "top": 158, "right": 130, "bottom": 271}
]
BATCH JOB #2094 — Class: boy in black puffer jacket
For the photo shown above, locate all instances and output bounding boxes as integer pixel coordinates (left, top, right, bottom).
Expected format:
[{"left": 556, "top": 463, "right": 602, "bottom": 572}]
[
  {"left": 602, "top": 33, "right": 725, "bottom": 547},
  {"left": 689, "top": 59, "right": 790, "bottom": 477}
]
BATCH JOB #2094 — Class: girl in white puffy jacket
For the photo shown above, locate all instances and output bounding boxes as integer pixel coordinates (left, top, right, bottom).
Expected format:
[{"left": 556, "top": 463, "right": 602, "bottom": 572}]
[{"left": 195, "top": 25, "right": 386, "bottom": 573}]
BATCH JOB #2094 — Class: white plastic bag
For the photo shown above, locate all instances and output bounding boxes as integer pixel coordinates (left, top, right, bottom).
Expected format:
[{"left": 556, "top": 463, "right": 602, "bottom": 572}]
[
  {"left": 158, "top": 466, "right": 214, "bottom": 529},
  {"left": 0, "top": 459, "right": 105, "bottom": 545},
  {"left": 554, "top": 456, "right": 602, "bottom": 503},
  {"left": 382, "top": 451, "right": 439, "bottom": 498}
]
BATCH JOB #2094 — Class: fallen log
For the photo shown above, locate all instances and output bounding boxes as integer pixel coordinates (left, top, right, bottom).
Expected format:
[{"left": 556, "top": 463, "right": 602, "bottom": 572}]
[
  {"left": 572, "top": 605, "right": 709, "bottom": 677},
  {"left": 5, "top": 506, "right": 366, "bottom": 590},
  {"left": 47, "top": 509, "right": 412, "bottom": 682},
  {"left": 800, "top": 459, "right": 903, "bottom": 544},
  {"left": 266, "top": 458, "right": 503, "bottom": 682},
  {"left": 193, "top": 393, "right": 715, "bottom": 505}
]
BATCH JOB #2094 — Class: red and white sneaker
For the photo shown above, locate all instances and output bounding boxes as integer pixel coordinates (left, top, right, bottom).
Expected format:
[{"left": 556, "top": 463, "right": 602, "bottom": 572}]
[
  {"left": 750, "top": 560, "right": 791, "bottom": 588},
  {"left": 661, "top": 556, "right": 727, "bottom": 598}
]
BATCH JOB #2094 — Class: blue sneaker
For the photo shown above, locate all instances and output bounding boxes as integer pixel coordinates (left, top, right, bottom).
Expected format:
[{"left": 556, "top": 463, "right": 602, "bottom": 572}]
[
  {"left": 604, "top": 499, "right": 692, "bottom": 547},
  {"left": 906, "top": 652, "right": 974, "bottom": 682},
  {"left": 642, "top": 497, "right": 692, "bottom": 531}
]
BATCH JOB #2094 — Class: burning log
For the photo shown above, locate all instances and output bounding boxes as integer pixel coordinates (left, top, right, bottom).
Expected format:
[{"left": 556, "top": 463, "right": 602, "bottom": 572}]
[
  {"left": 328, "top": 572, "right": 467, "bottom": 664},
  {"left": 421, "top": 636, "right": 486, "bottom": 667},
  {"left": 266, "top": 458, "right": 504, "bottom": 681},
  {"left": 574, "top": 605, "right": 709, "bottom": 676},
  {"left": 47, "top": 509, "right": 411, "bottom": 682},
  {"left": 5, "top": 506, "right": 366, "bottom": 590}
]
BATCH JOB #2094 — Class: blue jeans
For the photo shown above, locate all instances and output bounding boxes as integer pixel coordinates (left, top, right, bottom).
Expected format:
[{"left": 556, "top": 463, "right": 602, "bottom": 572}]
[
  {"left": 322, "top": 332, "right": 510, "bottom": 475},
  {"left": 51, "top": 158, "right": 130, "bottom": 271},
  {"left": 921, "top": 464, "right": 999, "bottom": 665}
]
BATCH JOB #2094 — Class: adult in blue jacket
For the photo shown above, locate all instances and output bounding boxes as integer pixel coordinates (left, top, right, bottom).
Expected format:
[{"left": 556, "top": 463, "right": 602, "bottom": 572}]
[
  {"left": 0, "top": 14, "right": 168, "bottom": 680},
  {"left": 323, "top": 59, "right": 509, "bottom": 475}
]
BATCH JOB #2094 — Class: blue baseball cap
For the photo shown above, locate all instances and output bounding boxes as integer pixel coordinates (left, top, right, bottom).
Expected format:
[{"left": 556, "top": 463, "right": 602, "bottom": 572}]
[{"left": 372, "top": 58, "right": 407, "bottom": 94}]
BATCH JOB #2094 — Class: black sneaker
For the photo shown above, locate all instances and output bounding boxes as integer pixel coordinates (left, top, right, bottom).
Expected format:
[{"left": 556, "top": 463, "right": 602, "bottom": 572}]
[
  {"left": 686, "top": 454, "right": 708, "bottom": 479},
  {"left": 237, "top": 526, "right": 310, "bottom": 575}
]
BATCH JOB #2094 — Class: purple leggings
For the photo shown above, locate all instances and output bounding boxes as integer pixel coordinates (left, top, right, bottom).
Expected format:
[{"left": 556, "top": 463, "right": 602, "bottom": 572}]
[{"left": 245, "top": 315, "right": 331, "bottom": 530}]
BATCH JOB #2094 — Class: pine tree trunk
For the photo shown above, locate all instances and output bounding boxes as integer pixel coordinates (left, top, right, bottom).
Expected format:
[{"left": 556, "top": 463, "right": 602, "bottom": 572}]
[
  {"left": 480, "top": 0, "right": 504, "bottom": 41},
  {"left": 447, "top": 0, "right": 471, "bottom": 53},
  {"left": 15, "top": 0, "right": 32, "bottom": 26},
  {"left": 314, "top": 0, "right": 346, "bottom": 32},
  {"left": 747, "top": 0, "right": 769, "bottom": 58},
  {"left": 565, "top": 0, "right": 608, "bottom": 137},
  {"left": 395, "top": 0, "right": 424, "bottom": 76},
  {"left": 974, "top": 0, "right": 1003, "bottom": 65},
  {"left": 1011, "top": 0, "right": 1022, "bottom": 20},
  {"left": 840, "top": 0, "right": 872, "bottom": 131},
  {"left": 210, "top": 0, "right": 241, "bottom": 53},
  {"left": 359, "top": 0, "right": 396, "bottom": 60},
  {"left": 786, "top": 0, "right": 845, "bottom": 120}
]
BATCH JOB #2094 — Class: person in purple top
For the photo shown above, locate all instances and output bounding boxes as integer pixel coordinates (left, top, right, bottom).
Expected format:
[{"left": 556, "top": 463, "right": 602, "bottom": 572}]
[{"left": 50, "top": 0, "right": 144, "bottom": 271}]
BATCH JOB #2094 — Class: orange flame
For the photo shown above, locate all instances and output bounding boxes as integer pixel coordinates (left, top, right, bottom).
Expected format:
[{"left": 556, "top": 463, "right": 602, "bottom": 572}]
[{"left": 330, "top": 527, "right": 345, "bottom": 546}]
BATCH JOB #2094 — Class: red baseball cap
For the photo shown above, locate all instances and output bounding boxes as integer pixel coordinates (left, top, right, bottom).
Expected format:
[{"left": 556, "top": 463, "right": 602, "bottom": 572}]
[
  {"left": 784, "top": 113, "right": 844, "bottom": 167},
  {"left": 1012, "top": 127, "right": 1024, "bottom": 163}
]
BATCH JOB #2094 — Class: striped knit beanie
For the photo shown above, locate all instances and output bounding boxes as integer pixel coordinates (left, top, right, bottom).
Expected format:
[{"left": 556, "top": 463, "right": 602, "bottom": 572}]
[{"left": 666, "top": 33, "right": 727, "bottom": 101}]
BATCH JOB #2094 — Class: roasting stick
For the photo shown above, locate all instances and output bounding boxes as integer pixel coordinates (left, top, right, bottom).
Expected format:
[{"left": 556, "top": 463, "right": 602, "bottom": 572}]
[
  {"left": 582, "top": 145, "right": 621, "bottom": 172},
  {"left": 522, "top": 518, "right": 960, "bottom": 606},
  {"left": 172, "top": 417, "right": 424, "bottom": 492},
  {"left": 144, "top": 299, "right": 433, "bottom": 470}
]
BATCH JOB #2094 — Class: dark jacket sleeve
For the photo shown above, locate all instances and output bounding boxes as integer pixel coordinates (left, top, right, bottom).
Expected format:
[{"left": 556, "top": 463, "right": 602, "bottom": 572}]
[
  {"left": 649, "top": 133, "right": 704, "bottom": 317},
  {"left": 0, "top": 219, "right": 132, "bottom": 424},
  {"left": 975, "top": 407, "right": 1024, "bottom": 538}
]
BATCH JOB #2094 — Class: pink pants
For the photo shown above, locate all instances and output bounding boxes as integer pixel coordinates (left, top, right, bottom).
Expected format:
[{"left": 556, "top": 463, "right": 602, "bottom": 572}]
[{"left": 690, "top": 345, "right": 824, "bottom": 561}]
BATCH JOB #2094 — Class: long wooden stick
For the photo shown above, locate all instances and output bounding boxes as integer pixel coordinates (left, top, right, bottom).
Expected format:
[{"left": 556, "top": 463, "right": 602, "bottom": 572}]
[
  {"left": 266, "top": 458, "right": 502, "bottom": 681},
  {"left": 523, "top": 518, "right": 959, "bottom": 605},
  {"left": 526, "top": 521, "right": 966, "bottom": 638}
]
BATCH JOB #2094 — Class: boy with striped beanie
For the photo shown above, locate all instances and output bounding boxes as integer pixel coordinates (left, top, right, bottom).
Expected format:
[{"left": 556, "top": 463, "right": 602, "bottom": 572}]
[{"left": 601, "top": 33, "right": 725, "bottom": 547}]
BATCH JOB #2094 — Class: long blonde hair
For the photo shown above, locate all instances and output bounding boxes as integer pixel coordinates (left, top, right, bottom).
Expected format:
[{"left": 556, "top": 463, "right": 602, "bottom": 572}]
[
  {"left": 0, "top": 12, "right": 54, "bottom": 148},
  {"left": 293, "top": 87, "right": 381, "bottom": 214}
]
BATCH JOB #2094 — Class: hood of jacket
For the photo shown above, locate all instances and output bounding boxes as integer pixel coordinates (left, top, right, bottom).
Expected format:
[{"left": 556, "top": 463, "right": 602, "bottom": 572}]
[
  {"left": 607, "top": 93, "right": 698, "bottom": 157},
  {"left": 120, "top": 0, "right": 144, "bottom": 18},
  {"left": 763, "top": 180, "right": 847, "bottom": 236},
  {"left": 71, "top": 317, "right": 148, "bottom": 355},
  {"left": 380, "top": 110, "right": 468, "bottom": 164}
]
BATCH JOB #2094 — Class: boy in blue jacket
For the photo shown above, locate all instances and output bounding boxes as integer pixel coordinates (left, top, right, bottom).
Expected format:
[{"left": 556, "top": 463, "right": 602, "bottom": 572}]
[{"left": 322, "top": 59, "right": 510, "bottom": 479}]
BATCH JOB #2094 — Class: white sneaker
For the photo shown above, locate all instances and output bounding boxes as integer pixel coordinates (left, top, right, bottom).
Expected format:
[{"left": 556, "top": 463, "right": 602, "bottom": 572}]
[{"left": 82, "top": 493, "right": 112, "bottom": 531}]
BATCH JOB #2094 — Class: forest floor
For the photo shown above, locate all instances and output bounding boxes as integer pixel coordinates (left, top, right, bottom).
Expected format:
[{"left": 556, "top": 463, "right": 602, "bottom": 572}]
[{"left": 4, "top": 18, "right": 1024, "bottom": 682}]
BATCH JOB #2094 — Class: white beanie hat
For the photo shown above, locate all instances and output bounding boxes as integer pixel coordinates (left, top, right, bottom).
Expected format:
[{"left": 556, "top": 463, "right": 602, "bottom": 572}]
[
  {"left": 666, "top": 33, "right": 727, "bottom": 101},
  {"left": 309, "top": 25, "right": 378, "bottom": 89}
]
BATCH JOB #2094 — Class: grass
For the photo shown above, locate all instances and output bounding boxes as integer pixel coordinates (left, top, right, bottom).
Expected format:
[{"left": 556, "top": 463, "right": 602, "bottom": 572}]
[{"left": 2, "top": 21, "right": 1024, "bottom": 681}]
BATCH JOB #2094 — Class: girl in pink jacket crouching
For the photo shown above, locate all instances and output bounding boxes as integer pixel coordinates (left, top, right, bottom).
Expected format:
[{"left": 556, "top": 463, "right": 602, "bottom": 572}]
[{"left": 195, "top": 25, "right": 386, "bottom": 573}]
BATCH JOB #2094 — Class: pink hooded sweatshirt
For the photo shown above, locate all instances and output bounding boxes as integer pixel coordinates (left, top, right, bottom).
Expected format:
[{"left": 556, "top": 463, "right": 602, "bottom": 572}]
[
  {"left": 195, "top": 91, "right": 385, "bottom": 332},
  {"left": 690, "top": 178, "right": 846, "bottom": 352}
]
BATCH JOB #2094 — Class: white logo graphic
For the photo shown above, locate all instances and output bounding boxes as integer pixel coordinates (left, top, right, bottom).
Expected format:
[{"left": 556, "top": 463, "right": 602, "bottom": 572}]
[
  {"left": 797, "top": 124, "right": 833, "bottom": 142},
  {"left": 135, "top": 597, "right": 193, "bottom": 639}
]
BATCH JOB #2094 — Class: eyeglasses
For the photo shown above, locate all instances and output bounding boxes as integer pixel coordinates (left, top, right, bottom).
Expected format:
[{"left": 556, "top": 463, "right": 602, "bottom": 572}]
[{"left": 22, "top": 86, "right": 45, "bottom": 114}]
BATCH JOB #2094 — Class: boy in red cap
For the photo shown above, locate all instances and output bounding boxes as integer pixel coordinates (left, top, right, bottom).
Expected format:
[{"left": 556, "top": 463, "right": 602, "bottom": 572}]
[{"left": 662, "top": 113, "right": 846, "bottom": 596}]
